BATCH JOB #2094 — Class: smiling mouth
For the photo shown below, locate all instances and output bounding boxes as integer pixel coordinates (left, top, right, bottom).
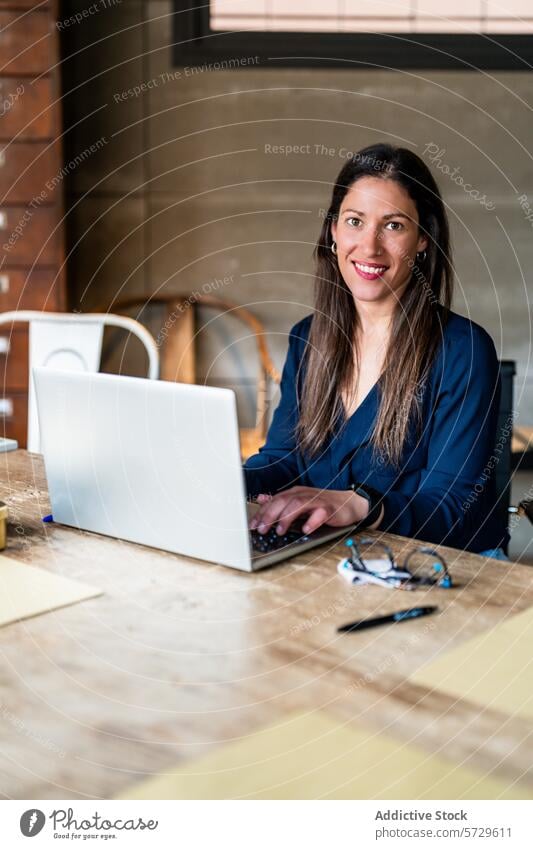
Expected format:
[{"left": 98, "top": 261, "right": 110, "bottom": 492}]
[{"left": 351, "top": 260, "right": 389, "bottom": 278}]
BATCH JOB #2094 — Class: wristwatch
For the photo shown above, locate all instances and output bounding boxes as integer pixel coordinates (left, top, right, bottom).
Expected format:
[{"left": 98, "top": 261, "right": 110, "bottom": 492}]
[{"left": 349, "top": 481, "right": 384, "bottom": 529}]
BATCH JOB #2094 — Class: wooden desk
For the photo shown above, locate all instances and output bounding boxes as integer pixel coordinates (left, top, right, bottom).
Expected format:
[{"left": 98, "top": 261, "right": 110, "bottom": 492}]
[{"left": 1, "top": 450, "right": 533, "bottom": 799}]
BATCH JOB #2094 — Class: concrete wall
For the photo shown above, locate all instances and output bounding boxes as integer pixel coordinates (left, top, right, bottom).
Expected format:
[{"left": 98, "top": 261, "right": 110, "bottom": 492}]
[{"left": 61, "top": 1, "right": 533, "bottom": 427}]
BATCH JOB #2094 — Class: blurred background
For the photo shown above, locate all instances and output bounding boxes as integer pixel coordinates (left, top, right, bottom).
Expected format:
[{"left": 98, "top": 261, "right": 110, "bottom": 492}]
[{"left": 1, "top": 0, "right": 531, "bottom": 558}]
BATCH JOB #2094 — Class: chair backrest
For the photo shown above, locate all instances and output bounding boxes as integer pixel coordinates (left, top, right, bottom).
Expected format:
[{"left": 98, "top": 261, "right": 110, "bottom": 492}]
[
  {"left": 495, "top": 360, "right": 516, "bottom": 552},
  {"left": 0, "top": 311, "right": 159, "bottom": 453}
]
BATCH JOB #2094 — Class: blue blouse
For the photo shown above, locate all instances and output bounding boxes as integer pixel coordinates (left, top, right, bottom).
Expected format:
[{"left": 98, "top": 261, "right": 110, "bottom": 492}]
[{"left": 243, "top": 310, "right": 508, "bottom": 553}]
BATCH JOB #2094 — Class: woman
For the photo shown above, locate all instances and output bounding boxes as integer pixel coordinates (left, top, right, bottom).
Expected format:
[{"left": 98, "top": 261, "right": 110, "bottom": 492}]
[{"left": 244, "top": 143, "right": 509, "bottom": 558}]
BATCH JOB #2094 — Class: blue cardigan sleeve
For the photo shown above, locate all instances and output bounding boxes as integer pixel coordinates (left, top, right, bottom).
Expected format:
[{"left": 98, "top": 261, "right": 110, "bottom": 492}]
[
  {"left": 379, "top": 323, "right": 502, "bottom": 548},
  {"left": 243, "top": 319, "right": 308, "bottom": 498}
]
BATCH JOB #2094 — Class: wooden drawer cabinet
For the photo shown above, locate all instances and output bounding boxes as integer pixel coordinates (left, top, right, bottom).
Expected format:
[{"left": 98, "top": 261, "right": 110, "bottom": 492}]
[
  {"left": 0, "top": 327, "right": 28, "bottom": 391},
  {"left": 0, "top": 205, "right": 61, "bottom": 265},
  {"left": 0, "top": 1, "right": 48, "bottom": 7},
  {"left": 0, "top": 143, "right": 60, "bottom": 203},
  {"left": 0, "top": 0, "right": 64, "bottom": 448},
  {"left": 0, "top": 392, "right": 27, "bottom": 446},
  {"left": 0, "top": 11, "right": 52, "bottom": 75},
  {"left": 0, "top": 269, "right": 63, "bottom": 311},
  {"left": 0, "top": 78, "right": 53, "bottom": 139}
]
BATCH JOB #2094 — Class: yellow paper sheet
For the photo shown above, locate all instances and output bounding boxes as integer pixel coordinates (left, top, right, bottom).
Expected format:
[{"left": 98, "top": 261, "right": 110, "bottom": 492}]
[
  {"left": 117, "top": 711, "right": 531, "bottom": 800},
  {"left": 410, "top": 606, "right": 533, "bottom": 722},
  {"left": 0, "top": 554, "right": 102, "bottom": 626}
]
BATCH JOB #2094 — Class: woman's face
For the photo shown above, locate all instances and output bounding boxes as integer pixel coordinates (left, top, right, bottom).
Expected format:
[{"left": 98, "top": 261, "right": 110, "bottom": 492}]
[{"left": 330, "top": 176, "right": 428, "bottom": 307}]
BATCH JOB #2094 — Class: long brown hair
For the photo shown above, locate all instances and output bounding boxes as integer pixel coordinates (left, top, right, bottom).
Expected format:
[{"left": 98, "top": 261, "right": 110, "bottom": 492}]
[{"left": 296, "top": 143, "right": 454, "bottom": 467}]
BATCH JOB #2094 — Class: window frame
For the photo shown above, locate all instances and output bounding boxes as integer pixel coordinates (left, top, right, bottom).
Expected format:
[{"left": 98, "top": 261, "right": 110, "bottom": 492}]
[{"left": 172, "top": 1, "right": 533, "bottom": 71}]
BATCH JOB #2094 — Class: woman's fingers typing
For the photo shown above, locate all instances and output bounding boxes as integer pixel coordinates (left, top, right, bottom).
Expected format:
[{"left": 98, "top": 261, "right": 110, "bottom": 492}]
[
  {"left": 253, "top": 496, "right": 301, "bottom": 534},
  {"left": 300, "top": 506, "right": 330, "bottom": 534},
  {"left": 272, "top": 496, "right": 315, "bottom": 535},
  {"left": 249, "top": 486, "right": 367, "bottom": 535},
  {"left": 250, "top": 487, "right": 332, "bottom": 534}
]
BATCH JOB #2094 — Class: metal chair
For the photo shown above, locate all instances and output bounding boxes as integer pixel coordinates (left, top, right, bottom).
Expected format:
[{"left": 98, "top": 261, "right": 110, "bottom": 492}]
[{"left": 0, "top": 311, "right": 159, "bottom": 453}]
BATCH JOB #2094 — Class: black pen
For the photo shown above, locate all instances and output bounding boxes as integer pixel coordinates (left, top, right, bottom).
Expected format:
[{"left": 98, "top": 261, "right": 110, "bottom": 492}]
[{"left": 337, "top": 606, "right": 438, "bottom": 633}]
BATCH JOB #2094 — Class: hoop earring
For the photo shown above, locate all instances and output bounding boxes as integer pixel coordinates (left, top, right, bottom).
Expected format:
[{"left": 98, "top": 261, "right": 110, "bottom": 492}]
[
  {"left": 331, "top": 241, "right": 337, "bottom": 256},
  {"left": 416, "top": 249, "right": 427, "bottom": 263}
]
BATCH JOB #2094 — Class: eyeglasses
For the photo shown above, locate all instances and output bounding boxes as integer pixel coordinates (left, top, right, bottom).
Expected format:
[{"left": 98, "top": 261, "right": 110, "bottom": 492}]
[{"left": 338, "top": 536, "right": 453, "bottom": 590}]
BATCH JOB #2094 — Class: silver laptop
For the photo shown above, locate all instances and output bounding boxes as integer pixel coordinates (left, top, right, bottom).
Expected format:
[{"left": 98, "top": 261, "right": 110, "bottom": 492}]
[{"left": 33, "top": 368, "right": 353, "bottom": 571}]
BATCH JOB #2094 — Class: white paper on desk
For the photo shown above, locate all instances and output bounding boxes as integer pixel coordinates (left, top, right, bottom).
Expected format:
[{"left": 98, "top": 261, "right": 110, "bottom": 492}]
[{"left": 0, "top": 554, "right": 102, "bottom": 627}]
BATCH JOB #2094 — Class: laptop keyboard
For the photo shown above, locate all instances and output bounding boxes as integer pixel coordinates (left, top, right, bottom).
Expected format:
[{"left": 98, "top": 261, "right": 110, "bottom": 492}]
[{"left": 250, "top": 524, "right": 311, "bottom": 554}]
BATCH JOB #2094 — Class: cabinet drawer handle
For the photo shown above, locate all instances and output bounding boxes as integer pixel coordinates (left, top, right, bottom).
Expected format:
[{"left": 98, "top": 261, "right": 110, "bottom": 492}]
[
  {"left": 0, "top": 150, "right": 5, "bottom": 168},
  {"left": 0, "top": 399, "right": 13, "bottom": 417},
  {"left": 0, "top": 211, "right": 6, "bottom": 229},
  {"left": 0, "top": 337, "right": 10, "bottom": 355},
  {"left": 0, "top": 275, "right": 8, "bottom": 294}
]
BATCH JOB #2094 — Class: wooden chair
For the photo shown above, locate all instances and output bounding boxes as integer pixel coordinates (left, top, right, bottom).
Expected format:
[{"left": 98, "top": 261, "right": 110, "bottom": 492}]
[
  {"left": 512, "top": 425, "right": 533, "bottom": 470},
  {"left": 99, "top": 295, "right": 281, "bottom": 460}
]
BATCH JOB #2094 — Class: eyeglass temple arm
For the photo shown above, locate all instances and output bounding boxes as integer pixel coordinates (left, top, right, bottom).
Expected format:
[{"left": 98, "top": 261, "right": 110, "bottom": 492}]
[{"left": 347, "top": 537, "right": 395, "bottom": 569}]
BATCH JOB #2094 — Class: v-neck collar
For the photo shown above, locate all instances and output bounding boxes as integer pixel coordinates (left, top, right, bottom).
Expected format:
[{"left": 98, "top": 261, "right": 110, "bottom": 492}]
[
  {"left": 341, "top": 380, "right": 380, "bottom": 423},
  {"left": 331, "top": 381, "right": 379, "bottom": 453},
  {"left": 299, "top": 381, "right": 380, "bottom": 490}
]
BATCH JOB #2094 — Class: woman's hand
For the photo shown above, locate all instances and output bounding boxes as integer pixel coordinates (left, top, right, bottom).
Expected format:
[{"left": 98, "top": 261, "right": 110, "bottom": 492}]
[{"left": 249, "top": 486, "right": 381, "bottom": 535}]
